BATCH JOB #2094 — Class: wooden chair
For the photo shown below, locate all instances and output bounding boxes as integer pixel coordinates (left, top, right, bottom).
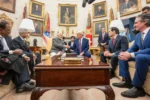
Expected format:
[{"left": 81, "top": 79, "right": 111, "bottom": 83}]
[{"left": 0, "top": 13, "right": 13, "bottom": 31}]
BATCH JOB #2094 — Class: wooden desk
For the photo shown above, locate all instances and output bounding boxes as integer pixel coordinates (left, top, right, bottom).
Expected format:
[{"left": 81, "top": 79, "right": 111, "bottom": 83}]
[{"left": 31, "top": 56, "right": 115, "bottom": 100}]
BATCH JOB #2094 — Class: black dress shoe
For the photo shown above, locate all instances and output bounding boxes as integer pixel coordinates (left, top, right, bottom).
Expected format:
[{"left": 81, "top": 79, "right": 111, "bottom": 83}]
[
  {"left": 16, "top": 83, "right": 35, "bottom": 93},
  {"left": 121, "top": 87, "right": 145, "bottom": 98},
  {"left": 112, "top": 81, "right": 133, "bottom": 88},
  {"left": 28, "top": 81, "right": 35, "bottom": 86}
]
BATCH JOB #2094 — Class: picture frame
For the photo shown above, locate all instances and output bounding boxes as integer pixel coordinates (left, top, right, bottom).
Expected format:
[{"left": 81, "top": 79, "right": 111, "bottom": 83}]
[
  {"left": 146, "top": 0, "right": 150, "bottom": 3},
  {"left": 58, "top": 4, "right": 77, "bottom": 26},
  {"left": 31, "top": 19, "right": 43, "bottom": 36},
  {"left": 93, "top": 20, "right": 108, "bottom": 37},
  {"left": 29, "top": 1, "right": 45, "bottom": 19},
  {"left": 92, "top": 1, "right": 107, "bottom": 19},
  {"left": 117, "top": 0, "right": 141, "bottom": 16},
  {"left": 0, "top": 0, "right": 16, "bottom": 13}
]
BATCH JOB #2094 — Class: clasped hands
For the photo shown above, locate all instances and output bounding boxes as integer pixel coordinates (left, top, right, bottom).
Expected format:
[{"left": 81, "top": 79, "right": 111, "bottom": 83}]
[
  {"left": 63, "top": 45, "right": 84, "bottom": 56},
  {"left": 119, "top": 52, "right": 132, "bottom": 61}
]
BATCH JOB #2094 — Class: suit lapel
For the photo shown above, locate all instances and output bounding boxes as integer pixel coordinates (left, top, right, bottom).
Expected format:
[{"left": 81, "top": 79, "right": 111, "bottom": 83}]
[
  {"left": 18, "top": 36, "right": 28, "bottom": 49},
  {"left": 0, "top": 39, "right": 3, "bottom": 50},
  {"left": 142, "top": 30, "right": 150, "bottom": 48},
  {"left": 5, "top": 37, "right": 12, "bottom": 49}
]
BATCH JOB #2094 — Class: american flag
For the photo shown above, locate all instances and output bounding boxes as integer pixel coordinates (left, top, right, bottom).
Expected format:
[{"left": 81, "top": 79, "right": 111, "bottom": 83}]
[{"left": 43, "top": 13, "right": 51, "bottom": 51}]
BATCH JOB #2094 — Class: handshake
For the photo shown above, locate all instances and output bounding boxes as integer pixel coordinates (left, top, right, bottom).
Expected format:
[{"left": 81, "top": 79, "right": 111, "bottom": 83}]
[{"left": 63, "top": 45, "right": 70, "bottom": 49}]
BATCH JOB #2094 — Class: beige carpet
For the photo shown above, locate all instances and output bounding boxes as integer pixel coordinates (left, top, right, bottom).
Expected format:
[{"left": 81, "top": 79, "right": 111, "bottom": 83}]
[{"left": 1, "top": 77, "right": 150, "bottom": 100}]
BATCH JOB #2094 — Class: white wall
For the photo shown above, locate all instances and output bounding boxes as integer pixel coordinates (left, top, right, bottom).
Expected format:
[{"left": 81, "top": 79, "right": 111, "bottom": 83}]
[{"left": 0, "top": 0, "right": 150, "bottom": 46}]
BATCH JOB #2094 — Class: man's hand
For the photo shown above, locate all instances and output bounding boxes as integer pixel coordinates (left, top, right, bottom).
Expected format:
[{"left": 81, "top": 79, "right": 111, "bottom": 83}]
[
  {"left": 23, "top": 56, "right": 30, "bottom": 62},
  {"left": 107, "top": 53, "right": 113, "bottom": 57},
  {"left": 13, "top": 49, "right": 23, "bottom": 55},
  {"left": 119, "top": 52, "right": 131, "bottom": 60},
  {"left": 80, "top": 52, "right": 84, "bottom": 56},
  {"left": 100, "top": 43, "right": 105, "bottom": 46},
  {"left": 64, "top": 45, "right": 70, "bottom": 48},
  {"left": 33, "top": 54, "right": 37, "bottom": 60},
  {"left": 104, "top": 51, "right": 110, "bottom": 56}
]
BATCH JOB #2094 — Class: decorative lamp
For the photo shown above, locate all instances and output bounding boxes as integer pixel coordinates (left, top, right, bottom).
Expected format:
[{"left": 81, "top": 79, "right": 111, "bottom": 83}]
[{"left": 19, "top": 18, "right": 35, "bottom": 32}]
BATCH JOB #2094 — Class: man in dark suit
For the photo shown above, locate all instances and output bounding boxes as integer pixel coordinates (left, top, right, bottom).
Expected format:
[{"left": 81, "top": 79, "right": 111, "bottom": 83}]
[
  {"left": 112, "top": 14, "right": 150, "bottom": 98},
  {"left": 68, "top": 36, "right": 75, "bottom": 53},
  {"left": 13, "top": 32, "right": 41, "bottom": 77},
  {"left": 98, "top": 28, "right": 110, "bottom": 47},
  {"left": 70, "top": 31, "right": 91, "bottom": 58},
  {"left": 100, "top": 27, "right": 128, "bottom": 78},
  {"left": 0, "top": 20, "right": 35, "bottom": 93},
  {"left": 96, "top": 5, "right": 104, "bottom": 16}
]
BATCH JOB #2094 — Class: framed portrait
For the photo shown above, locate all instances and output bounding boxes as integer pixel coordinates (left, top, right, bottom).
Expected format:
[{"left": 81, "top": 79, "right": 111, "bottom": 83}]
[
  {"left": 117, "top": 0, "right": 141, "bottom": 16},
  {"left": 147, "top": 0, "right": 150, "bottom": 3},
  {"left": 93, "top": 20, "right": 108, "bottom": 37},
  {"left": 0, "top": 0, "right": 16, "bottom": 13},
  {"left": 29, "top": 1, "right": 45, "bottom": 19},
  {"left": 92, "top": 1, "right": 107, "bottom": 19},
  {"left": 31, "top": 19, "right": 43, "bottom": 36},
  {"left": 58, "top": 4, "right": 77, "bottom": 26}
]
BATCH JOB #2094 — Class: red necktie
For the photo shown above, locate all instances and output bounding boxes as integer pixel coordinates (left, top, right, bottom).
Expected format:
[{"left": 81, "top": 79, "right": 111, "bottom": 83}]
[
  {"left": 79, "top": 39, "right": 82, "bottom": 53},
  {"left": 112, "top": 38, "right": 115, "bottom": 45},
  {"left": 102, "top": 33, "right": 104, "bottom": 41}
]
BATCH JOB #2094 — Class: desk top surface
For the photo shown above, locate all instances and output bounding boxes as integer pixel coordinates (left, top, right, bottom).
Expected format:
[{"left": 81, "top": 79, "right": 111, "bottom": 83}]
[{"left": 36, "top": 56, "right": 110, "bottom": 69}]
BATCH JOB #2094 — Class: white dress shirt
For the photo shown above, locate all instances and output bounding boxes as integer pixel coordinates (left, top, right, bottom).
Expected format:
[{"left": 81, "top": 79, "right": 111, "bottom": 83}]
[{"left": 0, "top": 35, "right": 13, "bottom": 54}]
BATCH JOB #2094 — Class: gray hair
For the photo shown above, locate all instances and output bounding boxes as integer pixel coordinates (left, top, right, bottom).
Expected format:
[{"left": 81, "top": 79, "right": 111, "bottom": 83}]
[{"left": 137, "top": 14, "right": 150, "bottom": 27}]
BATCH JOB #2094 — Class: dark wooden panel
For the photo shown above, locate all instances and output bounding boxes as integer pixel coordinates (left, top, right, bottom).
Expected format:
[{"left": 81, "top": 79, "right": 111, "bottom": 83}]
[{"left": 36, "top": 69, "right": 109, "bottom": 87}]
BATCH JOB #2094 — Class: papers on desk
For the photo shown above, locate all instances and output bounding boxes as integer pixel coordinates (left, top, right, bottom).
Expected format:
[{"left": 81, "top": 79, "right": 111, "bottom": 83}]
[{"left": 61, "top": 55, "right": 84, "bottom": 61}]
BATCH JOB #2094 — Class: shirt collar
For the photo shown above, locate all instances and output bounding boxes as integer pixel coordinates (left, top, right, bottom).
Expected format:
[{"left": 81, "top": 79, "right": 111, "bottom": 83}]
[
  {"left": 143, "top": 27, "right": 150, "bottom": 34},
  {"left": 113, "top": 35, "right": 118, "bottom": 39},
  {"left": 19, "top": 36, "right": 25, "bottom": 41}
]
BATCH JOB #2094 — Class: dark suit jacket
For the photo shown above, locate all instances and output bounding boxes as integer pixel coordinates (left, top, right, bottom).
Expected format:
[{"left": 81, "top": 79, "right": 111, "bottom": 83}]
[
  {"left": 71, "top": 38, "right": 89, "bottom": 54},
  {"left": 0, "top": 36, "right": 25, "bottom": 85},
  {"left": 98, "top": 33, "right": 110, "bottom": 46},
  {"left": 0, "top": 36, "right": 16, "bottom": 54},
  {"left": 107, "top": 35, "right": 128, "bottom": 55},
  {"left": 127, "top": 30, "right": 150, "bottom": 56},
  {"left": 68, "top": 41, "right": 74, "bottom": 47},
  {"left": 12, "top": 36, "right": 32, "bottom": 57}
]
